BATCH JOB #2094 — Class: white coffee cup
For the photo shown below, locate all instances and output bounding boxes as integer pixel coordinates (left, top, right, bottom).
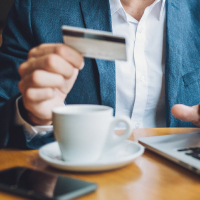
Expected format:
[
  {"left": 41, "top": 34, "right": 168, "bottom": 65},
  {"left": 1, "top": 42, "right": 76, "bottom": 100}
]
[{"left": 53, "top": 105, "right": 132, "bottom": 163}]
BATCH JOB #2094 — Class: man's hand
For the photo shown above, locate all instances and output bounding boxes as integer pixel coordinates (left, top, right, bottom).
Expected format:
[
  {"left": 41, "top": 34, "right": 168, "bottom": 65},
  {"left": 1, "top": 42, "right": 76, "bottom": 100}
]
[
  {"left": 171, "top": 104, "right": 200, "bottom": 127},
  {"left": 18, "top": 44, "right": 84, "bottom": 126}
]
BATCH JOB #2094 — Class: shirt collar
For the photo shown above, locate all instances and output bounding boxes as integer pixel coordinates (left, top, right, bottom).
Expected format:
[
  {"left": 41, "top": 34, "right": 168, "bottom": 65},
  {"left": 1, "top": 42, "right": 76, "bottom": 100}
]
[
  {"left": 109, "top": 0, "right": 123, "bottom": 15},
  {"left": 158, "top": 0, "right": 166, "bottom": 21},
  {"left": 109, "top": 0, "right": 166, "bottom": 21}
]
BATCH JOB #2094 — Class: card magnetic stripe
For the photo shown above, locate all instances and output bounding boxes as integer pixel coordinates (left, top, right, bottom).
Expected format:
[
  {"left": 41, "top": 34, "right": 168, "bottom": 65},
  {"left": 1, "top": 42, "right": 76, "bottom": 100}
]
[{"left": 62, "top": 30, "right": 125, "bottom": 44}]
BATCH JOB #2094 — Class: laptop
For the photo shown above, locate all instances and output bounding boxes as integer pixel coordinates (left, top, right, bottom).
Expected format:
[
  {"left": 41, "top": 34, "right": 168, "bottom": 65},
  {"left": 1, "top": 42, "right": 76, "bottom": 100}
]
[{"left": 139, "top": 131, "right": 200, "bottom": 174}]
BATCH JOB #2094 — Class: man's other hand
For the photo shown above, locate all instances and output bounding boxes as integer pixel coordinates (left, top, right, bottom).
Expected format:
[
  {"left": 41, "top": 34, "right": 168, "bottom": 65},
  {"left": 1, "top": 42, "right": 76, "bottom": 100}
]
[
  {"left": 18, "top": 44, "right": 84, "bottom": 126},
  {"left": 171, "top": 104, "right": 200, "bottom": 127}
]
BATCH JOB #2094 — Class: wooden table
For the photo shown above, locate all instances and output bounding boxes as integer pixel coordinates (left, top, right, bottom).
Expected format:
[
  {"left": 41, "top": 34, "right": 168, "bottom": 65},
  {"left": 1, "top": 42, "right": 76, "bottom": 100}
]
[{"left": 1, "top": 128, "right": 200, "bottom": 200}]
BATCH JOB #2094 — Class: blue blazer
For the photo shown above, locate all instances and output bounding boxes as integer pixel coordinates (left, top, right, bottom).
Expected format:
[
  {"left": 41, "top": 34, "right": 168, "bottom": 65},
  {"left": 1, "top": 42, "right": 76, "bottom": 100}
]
[{"left": 0, "top": 0, "right": 200, "bottom": 149}]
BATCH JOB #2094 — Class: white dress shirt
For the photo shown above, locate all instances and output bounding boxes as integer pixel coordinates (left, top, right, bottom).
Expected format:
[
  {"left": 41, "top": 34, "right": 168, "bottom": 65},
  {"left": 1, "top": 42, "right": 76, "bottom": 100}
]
[
  {"left": 112, "top": 0, "right": 166, "bottom": 129},
  {"left": 15, "top": 0, "right": 166, "bottom": 140}
]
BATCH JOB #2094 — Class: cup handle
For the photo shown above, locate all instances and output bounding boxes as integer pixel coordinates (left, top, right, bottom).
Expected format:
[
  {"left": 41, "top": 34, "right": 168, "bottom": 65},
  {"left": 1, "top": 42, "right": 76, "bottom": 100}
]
[{"left": 104, "top": 116, "right": 132, "bottom": 151}]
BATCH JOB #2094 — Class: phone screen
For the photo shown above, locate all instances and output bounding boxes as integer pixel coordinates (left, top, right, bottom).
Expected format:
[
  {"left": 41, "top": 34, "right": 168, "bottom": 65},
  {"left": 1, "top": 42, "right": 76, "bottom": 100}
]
[{"left": 0, "top": 167, "right": 97, "bottom": 200}]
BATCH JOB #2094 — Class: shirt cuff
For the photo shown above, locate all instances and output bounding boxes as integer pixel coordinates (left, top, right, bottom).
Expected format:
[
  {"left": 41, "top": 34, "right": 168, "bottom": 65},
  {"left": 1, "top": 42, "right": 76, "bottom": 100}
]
[{"left": 15, "top": 96, "right": 53, "bottom": 142}]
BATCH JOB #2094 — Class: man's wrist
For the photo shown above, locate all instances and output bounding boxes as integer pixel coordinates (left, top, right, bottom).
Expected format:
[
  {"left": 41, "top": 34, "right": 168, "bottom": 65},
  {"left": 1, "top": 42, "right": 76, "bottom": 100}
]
[
  {"left": 18, "top": 98, "right": 53, "bottom": 126},
  {"left": 15, "top": 96, "right": 53, "bottom": 141}
]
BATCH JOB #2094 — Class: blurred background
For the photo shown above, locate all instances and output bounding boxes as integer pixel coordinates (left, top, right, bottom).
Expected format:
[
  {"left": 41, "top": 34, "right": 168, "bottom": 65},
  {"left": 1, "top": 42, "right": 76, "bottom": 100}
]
[{"left": 0, "top": 0, "right": 15, "bottom": 29}]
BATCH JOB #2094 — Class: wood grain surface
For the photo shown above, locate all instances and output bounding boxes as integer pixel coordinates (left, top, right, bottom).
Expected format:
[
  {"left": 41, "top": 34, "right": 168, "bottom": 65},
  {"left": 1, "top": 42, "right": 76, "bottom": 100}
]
[{"left": 0, "top": 128, "right": 200, "bottom": 200}]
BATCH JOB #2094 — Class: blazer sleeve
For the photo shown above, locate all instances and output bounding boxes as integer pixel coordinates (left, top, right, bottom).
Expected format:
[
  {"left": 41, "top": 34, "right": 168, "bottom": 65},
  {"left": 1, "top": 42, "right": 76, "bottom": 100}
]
[{"left": 0, "top": 0, "right": 55, "bottom": 149}]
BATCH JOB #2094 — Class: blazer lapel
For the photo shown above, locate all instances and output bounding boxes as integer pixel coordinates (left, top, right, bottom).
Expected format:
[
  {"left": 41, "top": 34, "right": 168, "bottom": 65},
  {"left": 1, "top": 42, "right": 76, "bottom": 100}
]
[
  {"left": 80, "top": 0, "right": 116, "bottom": 112},
  {"left": 165, "top": 0, "right": 182, "bottom": 126}
]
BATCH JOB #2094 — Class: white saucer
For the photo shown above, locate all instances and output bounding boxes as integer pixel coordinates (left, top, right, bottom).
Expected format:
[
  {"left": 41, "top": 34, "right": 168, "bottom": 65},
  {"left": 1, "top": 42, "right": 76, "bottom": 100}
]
[{"left": 39, "top": 140, "right": 144, "bottom": 172}]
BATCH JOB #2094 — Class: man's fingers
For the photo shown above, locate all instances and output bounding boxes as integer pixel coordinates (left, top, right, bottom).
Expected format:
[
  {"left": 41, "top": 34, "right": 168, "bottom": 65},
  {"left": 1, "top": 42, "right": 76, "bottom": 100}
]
[
  {"left": 28, "top": 44, "right": 66, "bottom": 58},
  {"left": 28, "top": 43, "right": 84, "bottom": 70},
  {"left": 19, "top": 70, "right": 70, "bottom": 94},
  {"left": 19, "top": 54, "right": 76, "bottom": 79},
  {"left": 26, "top": 111, "right": 53, "bottom": 126},
  {"left": 24, "top": 100, "right": 53, "bottom": 125},
  {"left": 171, "top": 104, "right": 200, "bottom": 126},
  {"left": 23, "top": 88, "right": 55, "bottom": 103}
]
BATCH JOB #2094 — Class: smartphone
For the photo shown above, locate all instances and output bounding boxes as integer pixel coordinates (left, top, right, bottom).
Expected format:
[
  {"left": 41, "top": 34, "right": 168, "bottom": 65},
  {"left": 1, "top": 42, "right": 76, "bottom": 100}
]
[{"left": 0, "top": 167, "right": 97, "bottom": 200}]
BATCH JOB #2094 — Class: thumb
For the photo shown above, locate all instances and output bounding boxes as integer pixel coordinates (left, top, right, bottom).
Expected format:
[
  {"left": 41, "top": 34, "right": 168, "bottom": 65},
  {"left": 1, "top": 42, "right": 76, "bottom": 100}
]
[{"left": 171, "top": 104, "right": 200, "bottom": 126}]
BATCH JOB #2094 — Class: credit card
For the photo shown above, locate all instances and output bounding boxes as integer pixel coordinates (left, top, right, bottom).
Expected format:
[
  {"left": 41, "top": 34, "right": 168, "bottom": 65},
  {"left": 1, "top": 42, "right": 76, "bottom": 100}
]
[{"left": 62, "top": 26, "right": 127, "bottom": 61}]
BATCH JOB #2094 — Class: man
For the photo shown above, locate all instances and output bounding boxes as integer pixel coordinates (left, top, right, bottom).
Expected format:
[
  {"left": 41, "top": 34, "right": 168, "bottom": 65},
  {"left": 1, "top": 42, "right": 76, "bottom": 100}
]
[{"left": 0, "top": 0, "right": 200, "bottom": 149}]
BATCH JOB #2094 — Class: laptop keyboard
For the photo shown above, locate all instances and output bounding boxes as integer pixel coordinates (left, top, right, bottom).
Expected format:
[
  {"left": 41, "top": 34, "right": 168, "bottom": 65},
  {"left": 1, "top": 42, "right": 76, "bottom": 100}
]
[{"left": 178, "top": 147, "right": 200, "bottom": 160}]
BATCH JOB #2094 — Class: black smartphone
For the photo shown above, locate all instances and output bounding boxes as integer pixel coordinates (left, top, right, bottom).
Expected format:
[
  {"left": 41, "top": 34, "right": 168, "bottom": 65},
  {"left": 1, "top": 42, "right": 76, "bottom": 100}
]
[{"left": 0, "top": 167, "right": 97, "bottom": 200}]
